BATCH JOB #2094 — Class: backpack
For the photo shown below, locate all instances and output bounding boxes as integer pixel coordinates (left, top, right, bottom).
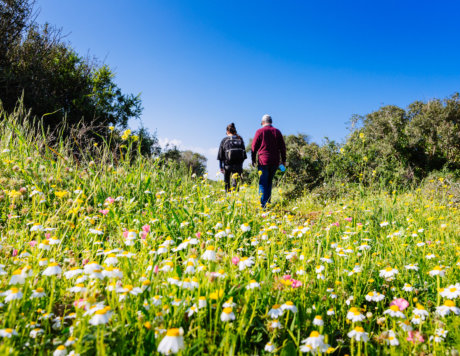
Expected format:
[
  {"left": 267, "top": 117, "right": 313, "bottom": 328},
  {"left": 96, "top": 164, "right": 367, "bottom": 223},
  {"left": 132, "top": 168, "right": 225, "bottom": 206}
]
[{"left": 223, "top": 137, "right": 245, "bottom": 165}]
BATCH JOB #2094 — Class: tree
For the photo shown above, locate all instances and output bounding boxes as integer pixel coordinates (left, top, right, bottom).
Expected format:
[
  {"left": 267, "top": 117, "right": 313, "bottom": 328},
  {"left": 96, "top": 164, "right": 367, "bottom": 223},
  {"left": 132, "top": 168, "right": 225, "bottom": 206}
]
[
  {"left": 179, "top": 150, "right": 207, "bottom": 176},
  {"left": 0, "top": 0, "right": 144, "bottom": 143}
]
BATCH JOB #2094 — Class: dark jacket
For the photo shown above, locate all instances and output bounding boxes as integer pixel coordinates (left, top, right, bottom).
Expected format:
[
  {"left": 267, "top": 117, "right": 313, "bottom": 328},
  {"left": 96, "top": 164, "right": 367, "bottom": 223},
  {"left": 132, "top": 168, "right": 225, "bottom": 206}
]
[
  {"left": 251, "top": 125, "right": 286, "bottom": 166},
  {"left": 217, "top": 135, "right": 247, "bottom": 170}
]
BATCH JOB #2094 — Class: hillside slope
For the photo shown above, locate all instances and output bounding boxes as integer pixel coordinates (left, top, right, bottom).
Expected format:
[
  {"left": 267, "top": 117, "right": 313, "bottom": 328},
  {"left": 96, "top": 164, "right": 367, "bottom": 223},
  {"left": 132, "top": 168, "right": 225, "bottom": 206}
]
[{"left": 0, "top": 113, "right": 459, "bottom": 355}]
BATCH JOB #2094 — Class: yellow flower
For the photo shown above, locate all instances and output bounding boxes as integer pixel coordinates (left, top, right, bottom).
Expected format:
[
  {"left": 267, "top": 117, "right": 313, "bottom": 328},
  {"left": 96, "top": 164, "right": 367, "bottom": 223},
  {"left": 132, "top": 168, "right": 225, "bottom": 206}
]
[
  {"left": 109, "top": 126, "right": 115, "bottom": 131},
  {"left": 54, "top": 191, "right": 68, "bottom": 199},
  {"left": 121, "top": 129, "right": 131, "bottom": 140}
]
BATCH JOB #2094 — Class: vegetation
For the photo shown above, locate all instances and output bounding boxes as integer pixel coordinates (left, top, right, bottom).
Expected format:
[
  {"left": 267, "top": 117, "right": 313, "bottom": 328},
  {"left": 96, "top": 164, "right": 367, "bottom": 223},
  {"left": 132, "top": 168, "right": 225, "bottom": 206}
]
[
  {"left": 0, "top": 0, "right": 207, "bottom": 173},
  {"left": 0, "top": 0, "right": 142, "bottom": 132},
  {"left": 251, "top": 94, "right": 460, "bottom": 200},
  {"left": 0, "top": 107, "right": 458, "bottom": 355}
]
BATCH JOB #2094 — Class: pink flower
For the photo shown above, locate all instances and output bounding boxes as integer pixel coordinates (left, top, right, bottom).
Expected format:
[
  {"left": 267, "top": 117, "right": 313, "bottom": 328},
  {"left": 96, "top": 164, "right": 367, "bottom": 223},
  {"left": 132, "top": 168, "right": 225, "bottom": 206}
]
[
  {"left": 153, "top": 265, "right": 159, "bottom": 274},
  {"left": 45, "top": 233, "right": 51, "bottom": 239},
  {"left": 123, "top": 230, "right": 129, "bottom": 238},
  {"left": 231, "top": 256, "right": 240, "bottom": 265},
  {"left": 82, "top": 258, "right": 89, "bottom": 266},
  {"left": 407, "top": 331, "right": 424, "bottom": 344},
  {"left": 291, "top": 279, "right": 302, "bottom": 288},
  {"left": 105, "top": 197, "right": 115, "bottom": 204},
  {"left": 74, "top": 298, "right": 86, "bottom": 309},
  {"left": 99, "top": 209, "right": 109, "bottom": 215},
  {"left": 332, "top": 222, "right": 340, "bottom": 227},
  {"left": 196, "top": 232, "right": 201, "bottom": 238},
  {"left": 390, "top": 298, "right": 409, "bottom": 311},
  {"left": 282, "top": 275, "right": 292, "bottom": 280},
  {"left": 357, "top": 222, "right": 363, "bottom": 226},
  {"left": 142, "top": 224, "right": 150, "bottom": 233},
  {"left": 140, "top": 231, "right": 148, "bottom": 239},
  {"left": 345, "top": 217, "right": 352, "bottom": 222},
  {"left": 12, "top": 249, "right": 18, "bottom": 257},
  {"left": 29, "top": 240, "right": 37, "bottom": 247}
]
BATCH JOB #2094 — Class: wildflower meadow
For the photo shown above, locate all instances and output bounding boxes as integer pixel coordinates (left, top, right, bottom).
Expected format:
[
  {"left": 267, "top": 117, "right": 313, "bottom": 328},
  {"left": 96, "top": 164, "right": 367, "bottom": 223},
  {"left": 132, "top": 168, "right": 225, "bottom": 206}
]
[{"left": 0, "top": 114, "right": 459, "bottom": 355}]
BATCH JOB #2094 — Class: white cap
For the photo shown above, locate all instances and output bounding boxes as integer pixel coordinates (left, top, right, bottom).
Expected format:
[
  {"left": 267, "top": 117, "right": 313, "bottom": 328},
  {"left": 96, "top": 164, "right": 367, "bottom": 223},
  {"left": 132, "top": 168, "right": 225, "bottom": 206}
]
[{"left": 261, "top": 114, "right": 272, "bottom": 124}]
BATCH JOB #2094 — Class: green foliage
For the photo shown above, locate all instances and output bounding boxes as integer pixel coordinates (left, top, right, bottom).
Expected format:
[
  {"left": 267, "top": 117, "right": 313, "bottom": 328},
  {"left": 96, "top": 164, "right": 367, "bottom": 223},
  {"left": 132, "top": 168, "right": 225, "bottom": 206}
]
[
  {"left": 0, "top": 104, "right": 459, "bottom": 355},
  {"left": 160, "top": 146, "right": 207, "bottom": 176},
  {"left": 0, "top": 0, "right": 144, "bottom": 145},
  {"left": 269, "top": 94, "right": 460, "bottom": 198}
]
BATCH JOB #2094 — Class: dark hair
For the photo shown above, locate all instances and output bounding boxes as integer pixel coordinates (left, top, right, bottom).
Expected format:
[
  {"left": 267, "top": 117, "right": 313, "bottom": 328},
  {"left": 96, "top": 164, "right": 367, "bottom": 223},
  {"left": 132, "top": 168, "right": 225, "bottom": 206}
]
[
  {"left": 226, "top": 123, "right": 237, "bottom": 135},
  {"left": 226, "top": 123, "right": 242, "bottom": 140}
]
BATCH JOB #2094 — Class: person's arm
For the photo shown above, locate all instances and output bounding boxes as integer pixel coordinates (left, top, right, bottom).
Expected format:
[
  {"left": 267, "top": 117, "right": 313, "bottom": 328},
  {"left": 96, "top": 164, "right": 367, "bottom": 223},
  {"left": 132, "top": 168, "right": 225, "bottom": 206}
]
[
  {"left": 217, "top": 139, "right": 225, "bottom": 172},
  {"left": 251, "top": 131, "right": 261, "bottom": 166},
  {"left": 241, "top": 138, "right": 248, "bottom": 160},
  {"left": 278, "top": 130, "right": 286, "bottom": 165}
]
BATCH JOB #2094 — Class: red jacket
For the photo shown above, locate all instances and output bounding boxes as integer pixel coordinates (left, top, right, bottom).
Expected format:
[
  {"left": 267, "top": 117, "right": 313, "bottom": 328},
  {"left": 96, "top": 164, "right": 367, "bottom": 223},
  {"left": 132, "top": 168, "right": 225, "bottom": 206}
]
[{"left": 251, "top": 125, "right": 286, "bottom": 166}]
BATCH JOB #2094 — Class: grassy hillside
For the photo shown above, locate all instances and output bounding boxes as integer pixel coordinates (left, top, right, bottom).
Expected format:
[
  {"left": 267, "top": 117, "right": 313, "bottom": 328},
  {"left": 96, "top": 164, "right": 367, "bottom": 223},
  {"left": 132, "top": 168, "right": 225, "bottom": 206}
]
[{"left": 0, "top": 111, "right": 459, "bottom": 355}]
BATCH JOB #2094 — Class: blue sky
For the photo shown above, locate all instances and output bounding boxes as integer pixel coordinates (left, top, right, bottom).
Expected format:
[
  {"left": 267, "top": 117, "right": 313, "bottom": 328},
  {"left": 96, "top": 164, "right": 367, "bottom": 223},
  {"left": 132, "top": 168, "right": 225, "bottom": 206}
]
[{"left": 37, "top": 0, "right": 460, "bottom": 176}]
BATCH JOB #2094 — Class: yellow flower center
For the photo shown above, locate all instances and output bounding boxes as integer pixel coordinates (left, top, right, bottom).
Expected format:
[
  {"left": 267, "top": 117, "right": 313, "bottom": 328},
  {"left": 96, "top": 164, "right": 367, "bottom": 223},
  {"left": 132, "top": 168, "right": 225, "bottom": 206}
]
[
  {"left": 223, "top": 307, "right": 233, "bottom": 314},
  {"left": 355, "top": 326, "right": 365, "bottom": 332},
  {"left": 444, "top": 300, "right": 455, "bottom": 307},
  {"left": 310, "top": 331, "right": 320, "bottom": 337},
  {"left": 166, "top": 328, "right": 180, "bottom": 337},
  {"left": 390, "top": 305, "right": 400, "bottom": 311}
]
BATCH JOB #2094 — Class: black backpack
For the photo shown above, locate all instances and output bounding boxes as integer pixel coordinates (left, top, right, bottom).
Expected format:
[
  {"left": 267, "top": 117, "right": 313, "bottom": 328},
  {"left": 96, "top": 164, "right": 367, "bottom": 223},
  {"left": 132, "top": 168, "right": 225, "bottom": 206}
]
[{"left": 223, "top": 137, "right": 245, "bottom": 165}]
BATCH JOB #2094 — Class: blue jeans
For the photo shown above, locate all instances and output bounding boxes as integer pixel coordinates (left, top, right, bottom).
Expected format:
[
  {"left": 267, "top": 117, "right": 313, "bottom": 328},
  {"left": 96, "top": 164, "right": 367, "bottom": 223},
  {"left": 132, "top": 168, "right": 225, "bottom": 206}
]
[{"left": 258, "top": 165, "right": 277, "bottom": 208}]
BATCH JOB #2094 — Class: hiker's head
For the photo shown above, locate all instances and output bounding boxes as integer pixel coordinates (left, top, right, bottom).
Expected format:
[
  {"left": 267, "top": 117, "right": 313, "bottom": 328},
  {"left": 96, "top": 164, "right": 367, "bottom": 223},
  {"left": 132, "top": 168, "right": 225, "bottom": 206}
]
[
  {"left": 261, "top": 114, "right": 272, "bottom": 126},
  {"left": 226, "top": 123, "right": 237, "bottom": 136}
]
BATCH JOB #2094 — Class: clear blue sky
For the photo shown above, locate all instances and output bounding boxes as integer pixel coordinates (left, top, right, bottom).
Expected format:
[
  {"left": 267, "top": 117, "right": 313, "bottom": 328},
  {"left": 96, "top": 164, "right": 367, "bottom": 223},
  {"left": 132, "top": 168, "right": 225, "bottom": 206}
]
[{"left": 37, "top": 0, "right": 460, "bottom": 176}]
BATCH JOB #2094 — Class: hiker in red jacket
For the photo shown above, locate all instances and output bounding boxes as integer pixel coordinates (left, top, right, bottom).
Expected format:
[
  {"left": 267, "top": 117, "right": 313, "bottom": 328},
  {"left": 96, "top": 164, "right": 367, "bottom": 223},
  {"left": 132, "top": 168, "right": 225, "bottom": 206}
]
[{"left": 251, "top": 115, "right": 286, "bottom": 208}]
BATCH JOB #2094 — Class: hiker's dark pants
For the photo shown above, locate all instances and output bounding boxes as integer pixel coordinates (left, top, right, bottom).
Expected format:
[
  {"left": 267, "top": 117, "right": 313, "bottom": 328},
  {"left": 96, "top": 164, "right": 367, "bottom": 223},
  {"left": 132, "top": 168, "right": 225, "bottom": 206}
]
[
  {"left": 258, "top": 165, "right": 277, "bottom": 207},
  {"left": 224, "top": 166, "right": 242, "bottom": 192}
]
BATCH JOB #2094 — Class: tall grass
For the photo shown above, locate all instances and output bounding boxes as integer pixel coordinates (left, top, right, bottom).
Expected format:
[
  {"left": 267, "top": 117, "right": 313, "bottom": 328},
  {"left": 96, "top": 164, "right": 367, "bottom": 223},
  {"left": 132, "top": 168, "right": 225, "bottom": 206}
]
[{"left": 0, "top": 107, "right": 458, "bottom": 355}]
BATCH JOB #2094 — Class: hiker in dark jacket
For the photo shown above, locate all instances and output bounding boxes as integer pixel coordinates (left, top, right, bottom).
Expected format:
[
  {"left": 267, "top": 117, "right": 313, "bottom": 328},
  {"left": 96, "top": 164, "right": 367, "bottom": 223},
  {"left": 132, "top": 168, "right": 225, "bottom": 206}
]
[
  {"left": 217, "top": 123, "right": 247, "bottom": 192},
  {"left": 251, "top": 114, "right": 286, "bottom": 208}
]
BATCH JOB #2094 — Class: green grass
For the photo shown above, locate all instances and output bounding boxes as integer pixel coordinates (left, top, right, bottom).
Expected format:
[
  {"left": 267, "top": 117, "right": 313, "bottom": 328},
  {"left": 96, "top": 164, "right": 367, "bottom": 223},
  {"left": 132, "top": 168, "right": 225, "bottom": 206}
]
[{"left": 0, "top": 110, "right": 458, "bottom": 355}]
